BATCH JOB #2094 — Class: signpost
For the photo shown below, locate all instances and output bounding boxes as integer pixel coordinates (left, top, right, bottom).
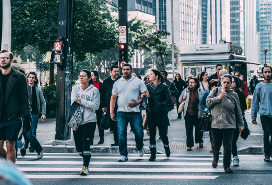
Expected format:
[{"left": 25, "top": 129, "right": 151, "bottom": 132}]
[{"left": 118, "top": 0, "right": 128, "bottom": 67}]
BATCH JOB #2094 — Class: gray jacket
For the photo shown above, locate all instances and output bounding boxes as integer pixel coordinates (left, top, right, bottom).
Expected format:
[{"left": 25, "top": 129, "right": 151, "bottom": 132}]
[
  {"left": 179, "top": 87, "right": 204, "bottom": 118},
  {"left": 206, "top": 87, "right": 243, "bottom": 129},
  {"left": 34, "top": 86, "right": 46, "bottom": 116},
  {"left": 71, "top": 85, "right": 100, "bottom": 124}
]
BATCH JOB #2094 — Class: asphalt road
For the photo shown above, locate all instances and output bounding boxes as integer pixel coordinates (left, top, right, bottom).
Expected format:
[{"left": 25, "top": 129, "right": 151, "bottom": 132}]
[{"left": 16, "top": 153, "right": 272, "bottom": 185}]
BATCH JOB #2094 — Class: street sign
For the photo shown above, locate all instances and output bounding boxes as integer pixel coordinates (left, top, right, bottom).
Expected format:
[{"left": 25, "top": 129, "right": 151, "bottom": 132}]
[
  {"left": 120, "top": 61, "right": 127, "bottom": 68},
  {"left": 119, "top": 26, "right": 126, "bottom": 34},
  {"left": 119, "top": 35, "right": 127, "bottom": 43}
]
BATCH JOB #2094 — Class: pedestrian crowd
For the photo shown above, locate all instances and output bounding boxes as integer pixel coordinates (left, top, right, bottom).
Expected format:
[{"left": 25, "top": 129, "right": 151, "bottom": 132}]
[{"left": 0, "top": 49, "right": 271, "bottom": 177}]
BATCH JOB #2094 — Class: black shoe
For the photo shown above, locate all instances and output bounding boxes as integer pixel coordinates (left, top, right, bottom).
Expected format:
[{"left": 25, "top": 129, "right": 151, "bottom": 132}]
[
  {"left": 264, "top": 155, "right": 270, "bottom": 162},
  {"left": 20, "top": 148, "right": 26, "bottom": 157},
  {"left": 111, "top": 142, "right": 118, "bottom": 147},
  {"left": 164, "top": 145, "right": 170, "bottom": 157},
  {"left": 212, "top": 159, "right": 218, "bottom": 168},
  {"left": 97, "top": 138, "right": 104, "bottom": 145},
  {"left": 199, "top": 142, "right": 203, "bottom": 148},
  {"left": 149, "top": 155, "right": 156, "bottom": 161},
  {"left": 224, "top": 168, "right": 233, "bottom": 174}
]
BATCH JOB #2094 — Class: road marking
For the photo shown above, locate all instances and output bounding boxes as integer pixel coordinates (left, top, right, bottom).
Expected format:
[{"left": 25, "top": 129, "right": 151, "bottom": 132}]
[
  {"left": 19, "top": 167, "right": 224, "bottom": 173},
  {"left": 25, "top": 174, "right": 218, "bottom": 180},
  {"left": 18, "top": 156, "right": 217, "bottom": 161},
  {"left": 16, "top": 161, "right": 215, "bottom": 165}
]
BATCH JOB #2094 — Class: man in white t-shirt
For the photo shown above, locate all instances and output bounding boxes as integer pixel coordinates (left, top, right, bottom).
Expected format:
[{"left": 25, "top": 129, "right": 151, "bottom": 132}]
[{"left": 110, "top": 64, "right": 149, "bottom": 162}]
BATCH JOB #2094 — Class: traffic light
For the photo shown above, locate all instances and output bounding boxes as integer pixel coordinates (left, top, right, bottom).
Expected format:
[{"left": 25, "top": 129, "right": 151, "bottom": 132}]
[
  {"left": 52, "top": 40, "right": 64, "bottom": 65},
  {"left": 119, "top": 43, "right": 127, "bottom": 67}
]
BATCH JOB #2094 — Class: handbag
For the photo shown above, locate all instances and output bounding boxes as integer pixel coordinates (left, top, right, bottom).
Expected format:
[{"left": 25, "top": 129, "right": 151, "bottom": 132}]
[
  {"left": 200, "top": 112, "right": 212, "bottom": 131},
  {"left": 67, "top": 102, "right": 84, "bottom": 131},
  {"left": 178, "top": 100, "right": 185, "bottom": 113},
  {"left": 100, "top": 111, "right": 110, "bottom": 130}
]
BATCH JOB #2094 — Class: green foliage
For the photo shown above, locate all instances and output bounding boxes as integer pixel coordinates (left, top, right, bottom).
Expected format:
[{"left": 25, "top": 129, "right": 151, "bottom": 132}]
[
  {"left": 11, "top": 0, "right": 118, "bottom": 60},
  {"left": 42, "top": 85, "right": 57, "bottom": 118},
  {"left": 138, "top": 30, "right": 171, "bottom": 70}
]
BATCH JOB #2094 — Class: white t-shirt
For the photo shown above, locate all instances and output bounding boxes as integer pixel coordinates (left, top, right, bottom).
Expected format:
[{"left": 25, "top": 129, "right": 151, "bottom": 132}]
[{"left": 112, "top": 76, "right": 147, "bottom": 112}]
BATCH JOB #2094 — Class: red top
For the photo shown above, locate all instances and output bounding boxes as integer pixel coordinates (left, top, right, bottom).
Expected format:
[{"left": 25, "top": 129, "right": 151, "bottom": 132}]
[
  {"left": 242, "top": 81, "right": 248, "bottom": 97},
  {"left": 93, "top": 81, "right": 100, "bottom": 90}
]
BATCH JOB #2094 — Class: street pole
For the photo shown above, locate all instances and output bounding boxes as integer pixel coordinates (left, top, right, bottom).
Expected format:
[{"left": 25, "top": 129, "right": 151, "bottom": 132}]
[
  {"left": 171, "top": 0, "right": 175, "bottom": 79},
  {"left": 118, "top": 0, "right": 128, "bottom": 67},
  {"left": 55, "top": 0, "right": 74, "bottom": 140}
]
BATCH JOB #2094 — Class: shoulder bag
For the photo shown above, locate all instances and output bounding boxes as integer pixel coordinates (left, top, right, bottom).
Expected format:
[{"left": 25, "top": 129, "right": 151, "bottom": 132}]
[{"left": 67, "top": 102, "right": 84, "bottom": 131}]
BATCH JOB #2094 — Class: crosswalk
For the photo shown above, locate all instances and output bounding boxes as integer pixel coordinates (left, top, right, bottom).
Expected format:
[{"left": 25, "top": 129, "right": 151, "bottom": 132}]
[{"left": 16, "top": 153, "right": 226, "bottom": 180}]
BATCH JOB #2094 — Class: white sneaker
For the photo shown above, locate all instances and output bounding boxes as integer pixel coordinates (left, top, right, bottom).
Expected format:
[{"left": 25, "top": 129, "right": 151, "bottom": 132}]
[
  {"left": 233, "top": 156, "right": 239, "bottom": 166},
  {"left": 118, "top": 155, "right": 128, "bottom": 162},
  {"left": 138, "top": 148, "right": 144, "bottom": 157},
  {"left": 37, "top": 151, "right": 43, "bottom": 159}
]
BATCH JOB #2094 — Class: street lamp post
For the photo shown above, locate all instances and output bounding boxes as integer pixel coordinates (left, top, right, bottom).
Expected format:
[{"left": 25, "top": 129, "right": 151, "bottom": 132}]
[{"left": 263, "top": 48, "right": 268, "bottom": 66}]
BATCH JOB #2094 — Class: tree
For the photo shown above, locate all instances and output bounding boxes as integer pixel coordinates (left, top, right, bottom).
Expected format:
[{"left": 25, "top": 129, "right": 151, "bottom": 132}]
[
  {"left": 11, "top": 0, "right": 118, "bottom": 61},
  {"left": 138, "top": 30, "right": 171, "bottom": 70}
]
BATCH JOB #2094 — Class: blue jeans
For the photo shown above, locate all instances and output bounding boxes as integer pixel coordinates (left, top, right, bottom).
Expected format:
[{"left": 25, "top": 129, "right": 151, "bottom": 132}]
[
  {"left": 116, "top": 112, "right": 144, "bottom": 157},
  {"left": 260, "top": 115, "right": 272, "bottom": 156}
]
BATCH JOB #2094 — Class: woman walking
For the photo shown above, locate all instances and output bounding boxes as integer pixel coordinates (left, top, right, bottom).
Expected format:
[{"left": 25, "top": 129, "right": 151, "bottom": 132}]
[
  {"left": 91, "top": 70, "right": 104, "bottom": 145},
  {"left": 206, "top": 74, "right": 244, "bottom": 173},
  {"left": 179, "top": 78, "right": 204, "bottom": 151},
  {"left": 231, "top": 76, "right": 247, "bottom": 166},
  {"left": 173, "top": 73, "right": 186, "bottom": 119},
  {"left": 199, "top": 72, "right": 209, "bottom": 92},
  {"left": 71, "top": 69, "right": 100, "bottom": 175},
  {"left": 146, "top": 69, "right": 172, "bottom": 161}
]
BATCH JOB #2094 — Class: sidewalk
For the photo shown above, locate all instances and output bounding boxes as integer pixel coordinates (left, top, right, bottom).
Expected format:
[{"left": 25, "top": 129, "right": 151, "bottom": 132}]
[{"left": 35, "top": 108, "right": 264, "bottom": 154}]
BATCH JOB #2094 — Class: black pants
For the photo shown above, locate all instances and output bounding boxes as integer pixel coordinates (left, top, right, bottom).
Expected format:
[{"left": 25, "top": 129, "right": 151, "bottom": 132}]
[
  {"left": 184, "top": 115, "right": 203, "bottom": 147},
  {"left": 23, "top": 129, "right": 43, "bottom": 153},
  {"left": 106, "top": 111, "right": 118, "bottom": 144},
  {"left": 96, "top": 110, "right": 104, "bottom": 139},
  {"left": 176, "top": 101, "right": 181, "bottom": 118},
  {"left": 232, "top": 129, "right": 239, "bottom": 157},
  {"left": 212, "top": 128, "right": 235, "bottom": 169},
  {"left": 260, "top": 115, "right": 272, "bottom": 156},
  {"left": 73, "top": 122, "right": 96, "bottom": 154},
  {"left": 148, "top": 112, "right": 169, "bottom": 146}
]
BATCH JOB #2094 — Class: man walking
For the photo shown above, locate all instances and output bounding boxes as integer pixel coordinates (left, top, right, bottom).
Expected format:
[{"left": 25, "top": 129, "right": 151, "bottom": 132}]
[
  {"left": 251, "top": 66, "right": 272, "bottom": 162},
  {"left": 110, "top": 64, "right": 149, "bottom": 162},
  {"left": 0, "top": 50, "right": 30, "bottom": 163},
  {"left": 100, "top": 66, "right": 120, "bottom": 146},
  {"left": 209, "top": 64, "right": 223, "bottom": 81}
]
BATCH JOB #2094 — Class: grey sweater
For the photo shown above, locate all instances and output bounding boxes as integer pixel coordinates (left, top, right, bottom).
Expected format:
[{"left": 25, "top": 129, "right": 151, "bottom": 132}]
[{"left": 206, "top": 87, "right": 243, "bottom": 129}]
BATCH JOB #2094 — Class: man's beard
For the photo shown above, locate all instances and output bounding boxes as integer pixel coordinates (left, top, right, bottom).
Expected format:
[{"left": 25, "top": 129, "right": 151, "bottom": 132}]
[{"left": 0, "top": 62, "right": 11, "bottom": 69}]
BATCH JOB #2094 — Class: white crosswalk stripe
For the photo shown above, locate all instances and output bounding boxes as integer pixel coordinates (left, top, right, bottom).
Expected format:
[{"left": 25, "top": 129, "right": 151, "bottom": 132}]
[{"left": 16, "top": 153, "right": 224, "bottom": 180}]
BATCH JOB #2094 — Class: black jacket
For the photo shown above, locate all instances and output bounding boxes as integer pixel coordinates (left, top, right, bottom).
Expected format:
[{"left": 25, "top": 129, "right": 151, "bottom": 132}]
[
  {"left": 147, "top": 83, "right": 172, "bottom": 113},
  {"left": 164, "top": 80, "right": 179, "bottom": 97},
  {"left": 0, "top": 68, "right": 30, "bottom": 122},
  {"left": 208, "top": 72, "right": 219, "bottom": 81},
  {"left": 173, "top": 79, "right": 186, "bottom": 97},
  {"left": 100, "top": 76, "right": 120, "bottom": 110}
]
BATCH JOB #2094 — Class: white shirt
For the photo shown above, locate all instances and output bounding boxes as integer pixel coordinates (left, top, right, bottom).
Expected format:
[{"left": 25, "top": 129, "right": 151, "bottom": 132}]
[{"left": 112, "top": 76, "right": 147, "bottom": 112}]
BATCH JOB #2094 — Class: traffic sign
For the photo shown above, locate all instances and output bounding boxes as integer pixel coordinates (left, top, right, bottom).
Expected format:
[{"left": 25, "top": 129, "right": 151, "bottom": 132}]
[
  {"left": 119, "top": 26, "right": 126, "bottom": 34},
  {"left": 120, "top": 61, "right": 127, "bottom": 68},
  {"left": 119, "top": 35, "right": 127, "bottom": 43}
]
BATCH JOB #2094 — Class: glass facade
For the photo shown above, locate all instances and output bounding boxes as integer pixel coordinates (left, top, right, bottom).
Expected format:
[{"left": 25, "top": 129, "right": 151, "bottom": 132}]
[
  {"left": 258, "top": 0, "right": 272, "bottom": 64},
  {"left": 201, "top": 0, "right": 208, "bottom": 44},
  {"left": 230, "top": 0, "right": 242, "bottom": 46},
  {"left": 158, "top": 0, "right": 167, "bottom": 30}
]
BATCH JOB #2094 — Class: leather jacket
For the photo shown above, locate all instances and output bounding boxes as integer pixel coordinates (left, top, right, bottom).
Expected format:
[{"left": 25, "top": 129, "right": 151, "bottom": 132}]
[{"left": 147, "top": 83, "right": 172, "bottom": 113}]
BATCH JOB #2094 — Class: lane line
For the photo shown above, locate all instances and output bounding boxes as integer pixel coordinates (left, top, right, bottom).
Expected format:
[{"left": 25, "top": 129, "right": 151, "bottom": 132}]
[
  {"left": 25, "top": 174, "right": 218, "bottom": 180},
  {"left": 16, "top": 161, "right": 216, "bottom": 165},
  {"left": 18, "top": 156, "right": 218, "bottom": 161},
  {"left": 19, "top": 167, "right": 224, "bottom": 173}
]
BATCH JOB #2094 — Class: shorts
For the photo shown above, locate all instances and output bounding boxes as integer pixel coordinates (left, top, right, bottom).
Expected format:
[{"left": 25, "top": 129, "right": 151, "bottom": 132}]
[{"left": 0, "top": 120, "right": 22, "bottom": 141}]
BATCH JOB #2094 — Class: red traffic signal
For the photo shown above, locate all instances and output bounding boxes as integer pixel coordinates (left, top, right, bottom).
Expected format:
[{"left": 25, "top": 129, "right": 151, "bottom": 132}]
[
  {"left": 119, "top": 44, "right": 125, "bottom": 50},
  {"left": 53, "top": 40, "right": 64, "bottom": 53}
]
